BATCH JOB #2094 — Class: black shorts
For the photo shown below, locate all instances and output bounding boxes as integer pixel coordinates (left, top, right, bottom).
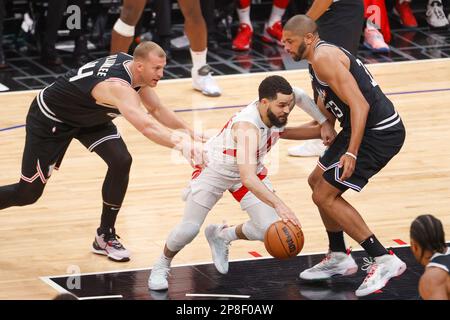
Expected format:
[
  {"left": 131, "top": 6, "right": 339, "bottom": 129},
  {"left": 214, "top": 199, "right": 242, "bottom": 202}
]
[
  {"left": 21, "top": 98, "right": 122, "bottom": 184},
  {"left": 318, "top": 122, "right": 406, "bottom": 192}
]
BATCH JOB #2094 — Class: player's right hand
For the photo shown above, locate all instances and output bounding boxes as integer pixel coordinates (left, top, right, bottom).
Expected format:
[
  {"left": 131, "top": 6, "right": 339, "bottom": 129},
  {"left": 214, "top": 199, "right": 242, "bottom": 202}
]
[
  {"left": 320, "top": 121, "right": 337, "bottom": 146},
  {"left": 181, "top": 141, "right": 209, "bottom": 169},
  {"left": 274, "top": 203, "right": 301, "bottom": 227}
]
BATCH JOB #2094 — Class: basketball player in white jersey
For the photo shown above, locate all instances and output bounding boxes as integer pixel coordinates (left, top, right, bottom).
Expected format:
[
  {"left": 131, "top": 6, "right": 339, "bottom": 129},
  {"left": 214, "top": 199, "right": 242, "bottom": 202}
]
[{"left": 148, "top": 75, "right": 336, "bottom": 290}]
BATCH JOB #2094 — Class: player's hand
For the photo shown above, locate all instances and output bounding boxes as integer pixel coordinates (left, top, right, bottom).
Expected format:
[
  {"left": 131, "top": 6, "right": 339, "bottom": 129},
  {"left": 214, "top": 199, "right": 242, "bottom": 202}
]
[
  {"left": 338, "top": 153, "right": 356, "bottom": 181},
  {"left": 320, "top": 121, "right": 337, "bottom": 146},
  {"left": 274, "top": 203, "right": 301, "bottom": 227},
  {"left": 182, "top": 140, "right": 208, "bottom": 169}
]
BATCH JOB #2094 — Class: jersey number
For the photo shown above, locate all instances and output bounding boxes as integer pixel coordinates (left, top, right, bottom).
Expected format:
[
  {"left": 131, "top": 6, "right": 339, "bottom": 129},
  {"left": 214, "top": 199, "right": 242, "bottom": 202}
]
[
  {"left": 69, "top": 61, "right": 98, "bottom": 82},
  {"left": 356, "top": 59, "right": 378, "bottom": 87},
  {"left": 326, "top": 100, "right": 344, "bottom": 119}
]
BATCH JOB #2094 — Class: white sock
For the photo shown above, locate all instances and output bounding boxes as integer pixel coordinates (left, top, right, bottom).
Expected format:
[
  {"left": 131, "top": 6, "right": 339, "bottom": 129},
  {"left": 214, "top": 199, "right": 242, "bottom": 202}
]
[
  {"left": 268, "top": 5, "right": 285, "bottom": 27},
  {"left": 219, "top": 226, "right": 238, "bottom": 242},
  {"left": 237, "top": 7, "right": 252, "bottom": 29},
  {"left": 158, "top": 253, "right": 173, "bottom": 267},
  {"left": 190, "top": 48, "right": 207, "bottom": 73}
]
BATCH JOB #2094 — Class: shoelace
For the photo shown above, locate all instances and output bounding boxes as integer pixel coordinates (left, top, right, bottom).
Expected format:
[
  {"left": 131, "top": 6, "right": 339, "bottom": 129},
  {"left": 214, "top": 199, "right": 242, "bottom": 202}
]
[
  {"left": 106, "top": 234, "right": 124, "bottom": 249},
  {"left": 361, "top": 257, "right": 378, "bottom": 283}
]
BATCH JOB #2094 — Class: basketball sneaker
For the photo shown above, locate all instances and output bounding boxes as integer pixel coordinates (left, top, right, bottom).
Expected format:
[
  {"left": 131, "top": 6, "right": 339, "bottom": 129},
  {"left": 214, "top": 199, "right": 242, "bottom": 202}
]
[
  {"left": 288, "top": 139, "right": 327, "bottom": 157},
  {"left": 355, "top": 252, "right": 407, "bottom": 297},
  {"left": 363, "top": 27, "right": 390, "bottom": 53},
  {"left": 299, "top": 250, "right": 358, "bottom": 280},
  {"left": 393, "top": 0, "right": 418, "bottom": 28},
  {"left": 205, "top": 224, "right": 230, "bottom": 274},
  {"left": 426, "top": 0, "right": 449, "bottom": 28},
  {"left": 92, "top": 228, "right": 130, "bottom": 262},
  {"left": 192, "top": 65, "right": 221, "bottom": 97},
  {"left": 148, "top": 263, "right": 171, "bottom": 291},
  {"left": 232, "top": 23, "right": 253, "bottom": 51},
  {"left": 262, "top": 21, "right": 283, "bottom": 45}
]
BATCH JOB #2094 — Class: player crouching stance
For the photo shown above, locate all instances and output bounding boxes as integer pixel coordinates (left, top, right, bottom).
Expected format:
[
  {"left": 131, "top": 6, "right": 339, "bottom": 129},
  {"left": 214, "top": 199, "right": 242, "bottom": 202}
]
[{"left": 149, "top": 75, "right": 335, "bottom": 290}]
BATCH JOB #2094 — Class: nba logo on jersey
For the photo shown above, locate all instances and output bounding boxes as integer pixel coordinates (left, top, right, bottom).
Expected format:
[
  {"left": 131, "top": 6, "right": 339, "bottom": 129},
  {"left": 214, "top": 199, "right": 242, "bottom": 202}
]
[{"left": 107, "top": 113, "right": 119, "bottom": 119}]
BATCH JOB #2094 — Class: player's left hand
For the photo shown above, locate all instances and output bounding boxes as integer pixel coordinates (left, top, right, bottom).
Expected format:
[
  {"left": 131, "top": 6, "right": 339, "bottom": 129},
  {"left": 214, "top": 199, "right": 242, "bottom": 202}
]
[
  {"left": 339, "top": 153, "right": 356, "bottom": 181},
  {"left": 320, "top": 121, "right": 337, "bottom": 146}
]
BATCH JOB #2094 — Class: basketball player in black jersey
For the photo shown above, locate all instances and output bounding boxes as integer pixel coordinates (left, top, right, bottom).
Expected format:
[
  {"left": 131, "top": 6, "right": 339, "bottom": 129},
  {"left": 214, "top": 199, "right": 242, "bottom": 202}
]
[
  {"left": 410, "top": 215, "right": 449, "bottom": 300},
  {"left": 282, "top": 15, "right": 407, "bottom": 296},
  {"left": 0, "top": 41, "right": 207, "bottom": 262}
]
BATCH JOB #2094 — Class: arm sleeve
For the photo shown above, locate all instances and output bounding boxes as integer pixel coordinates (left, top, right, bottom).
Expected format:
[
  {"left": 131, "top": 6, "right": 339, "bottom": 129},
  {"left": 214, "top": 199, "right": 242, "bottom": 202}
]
[{"left": 293, "top": 86, "right": 328, "bottom": 125}]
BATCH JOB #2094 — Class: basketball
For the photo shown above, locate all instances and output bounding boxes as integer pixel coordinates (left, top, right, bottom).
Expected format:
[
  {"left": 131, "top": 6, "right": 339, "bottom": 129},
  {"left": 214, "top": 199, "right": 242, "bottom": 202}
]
[{"left": 264, "top": 221, "right": 304, "bottom": 259}]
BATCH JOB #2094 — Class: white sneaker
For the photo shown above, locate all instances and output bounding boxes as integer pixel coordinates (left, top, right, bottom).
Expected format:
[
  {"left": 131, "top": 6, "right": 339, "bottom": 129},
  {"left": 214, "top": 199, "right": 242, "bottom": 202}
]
[
  {"left": 205, "top": 224, "right": 230, "bottom": 274},
  {"left": 192, "top": 65, "right": 221, "bottom": 97},
  {"left": 288, "top": 139, "right": 327, "bottom": 157},
  {"left": 426, "top": 0, "right": 449, "bottom": 28},
  {"left": 300, "top": 251, "right": 358, "bottom": 280},
  {"left": 148, "top": 263, "right": 170, "bottom": 291},
  {"left": 355, "top": 253, "right": 407, "bottom": 297}
]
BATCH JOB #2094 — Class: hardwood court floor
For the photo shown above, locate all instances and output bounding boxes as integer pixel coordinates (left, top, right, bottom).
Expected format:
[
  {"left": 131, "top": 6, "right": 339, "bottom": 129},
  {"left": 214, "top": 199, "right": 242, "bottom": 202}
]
[{"left": 0, "top": 58, "right": 449, "bottom": 299}]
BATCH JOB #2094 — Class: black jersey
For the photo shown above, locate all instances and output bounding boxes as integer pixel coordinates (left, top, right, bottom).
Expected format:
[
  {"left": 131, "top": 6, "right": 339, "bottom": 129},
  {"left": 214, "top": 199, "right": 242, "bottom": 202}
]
[
  {"left": 309, "top": 41, "right": 401, "bottom": 131},
  {"left": 38, "top": 52, "right": 140, "bottom": 127},
  {"left": 427, "top": 248, "right": 450, "bottom": 274}
]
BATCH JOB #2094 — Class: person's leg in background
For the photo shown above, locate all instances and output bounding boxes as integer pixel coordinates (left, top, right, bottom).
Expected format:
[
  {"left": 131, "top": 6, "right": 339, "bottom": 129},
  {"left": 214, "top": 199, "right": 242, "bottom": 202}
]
[
  {"left": 154, "top": 0, "right": 172, "bottom": 59},
  {"left": 110, "top": 0, "right": 146, "bottom": 54},
  {"left": 0, "top": 0, "right": 5, "bottom": 68},
  {"left": 41, "top": 0, "right": 67, "bottom": 65},
  {"left": 363, "top": 0, "right": 391, "bottom": 53},
  {"left": 71, "top": 0, "right": 91, "bottom": 66},
  {"left": 178, "top": 0, "right": 222, "bottom": 97},
  {"left": 261, "top": 0, "right": 290, "bottom": 45},
  {"left": 232, "top": 0, "right": 253, "bottom": 51},
  {"left": 393, "top": 0, "right": 417, "bottom": 27},
  {"left": 201, "top": 0, "right": 218, "bottom": 50}
]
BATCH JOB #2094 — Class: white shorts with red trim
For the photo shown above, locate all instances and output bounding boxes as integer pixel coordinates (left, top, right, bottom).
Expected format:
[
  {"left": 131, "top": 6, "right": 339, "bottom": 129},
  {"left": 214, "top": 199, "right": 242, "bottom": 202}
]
[{"left": 184, "top": 166, "right": 273, "bottom": 210}]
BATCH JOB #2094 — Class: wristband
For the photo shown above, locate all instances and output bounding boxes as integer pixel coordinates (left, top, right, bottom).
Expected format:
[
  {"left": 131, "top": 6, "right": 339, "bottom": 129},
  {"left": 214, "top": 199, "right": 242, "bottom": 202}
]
[{"left": 345, "top": 152, "right": 357, "bottom": 160}]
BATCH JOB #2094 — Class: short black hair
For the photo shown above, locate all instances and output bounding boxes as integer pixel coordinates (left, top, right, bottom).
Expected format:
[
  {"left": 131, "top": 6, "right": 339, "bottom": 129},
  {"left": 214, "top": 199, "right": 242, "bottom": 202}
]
[
  {"left": 258, "top": 75, "right": 293, "bottom": 102},
  {"left": 410, "top": 214, "right": 447, "bottom": 257}
]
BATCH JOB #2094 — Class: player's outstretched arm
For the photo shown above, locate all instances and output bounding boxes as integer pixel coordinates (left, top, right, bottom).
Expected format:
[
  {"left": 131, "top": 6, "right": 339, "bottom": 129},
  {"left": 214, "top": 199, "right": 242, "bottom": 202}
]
[
  {"left": 280, "top": 121, "right": 321, "bottom": 140},
  {"left": 92, "top": 81, "right": 208, "bottom": 168},
  {"left": 234, "top": 122, "right": 300, "bottom": 226},
  {"left": 138, "top": 86, "right": 207, "bottom": 142}
]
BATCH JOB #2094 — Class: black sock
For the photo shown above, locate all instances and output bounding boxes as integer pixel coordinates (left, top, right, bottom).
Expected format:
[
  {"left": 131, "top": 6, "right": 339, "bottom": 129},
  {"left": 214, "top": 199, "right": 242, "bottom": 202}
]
[
  {"left": 327, "top": 231, "right": 347, "bottom": 253},
  {"left": 360, "top": 234, "right": 388, "bottom": 258},
  {"left": 99, "top": 202, "right": 120, "bottom": 235}
]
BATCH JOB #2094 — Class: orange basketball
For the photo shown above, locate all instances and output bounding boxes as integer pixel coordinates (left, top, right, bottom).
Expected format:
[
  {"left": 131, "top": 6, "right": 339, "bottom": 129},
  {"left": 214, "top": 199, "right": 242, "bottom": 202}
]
[{"left": 264, "top": 220, "right": 304, "bottom": 259}]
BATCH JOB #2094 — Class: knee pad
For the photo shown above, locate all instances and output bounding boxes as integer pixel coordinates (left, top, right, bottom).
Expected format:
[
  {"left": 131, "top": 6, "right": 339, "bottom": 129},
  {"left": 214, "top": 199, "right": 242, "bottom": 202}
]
[
  {"left": 113, "top": 18, "right": 135, "bottom": 37},
  {"left": 166, "top": 221, "right": 201, "bottom": 252}
]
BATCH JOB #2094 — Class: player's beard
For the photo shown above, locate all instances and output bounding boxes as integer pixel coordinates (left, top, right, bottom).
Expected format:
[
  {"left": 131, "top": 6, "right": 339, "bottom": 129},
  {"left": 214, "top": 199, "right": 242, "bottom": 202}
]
[
  {"left": 293, "top": 41, "right": 307, "bottom": 61},
  {"left": 267, "top": 108, "right": 287, "bottom": 128}
]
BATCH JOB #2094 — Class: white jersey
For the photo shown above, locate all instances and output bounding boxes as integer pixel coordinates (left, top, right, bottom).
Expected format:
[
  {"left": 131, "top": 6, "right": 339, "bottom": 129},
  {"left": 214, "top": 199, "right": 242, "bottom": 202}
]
[{"left": 205, "top": 100, "right": 284, "bottom": 179}]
